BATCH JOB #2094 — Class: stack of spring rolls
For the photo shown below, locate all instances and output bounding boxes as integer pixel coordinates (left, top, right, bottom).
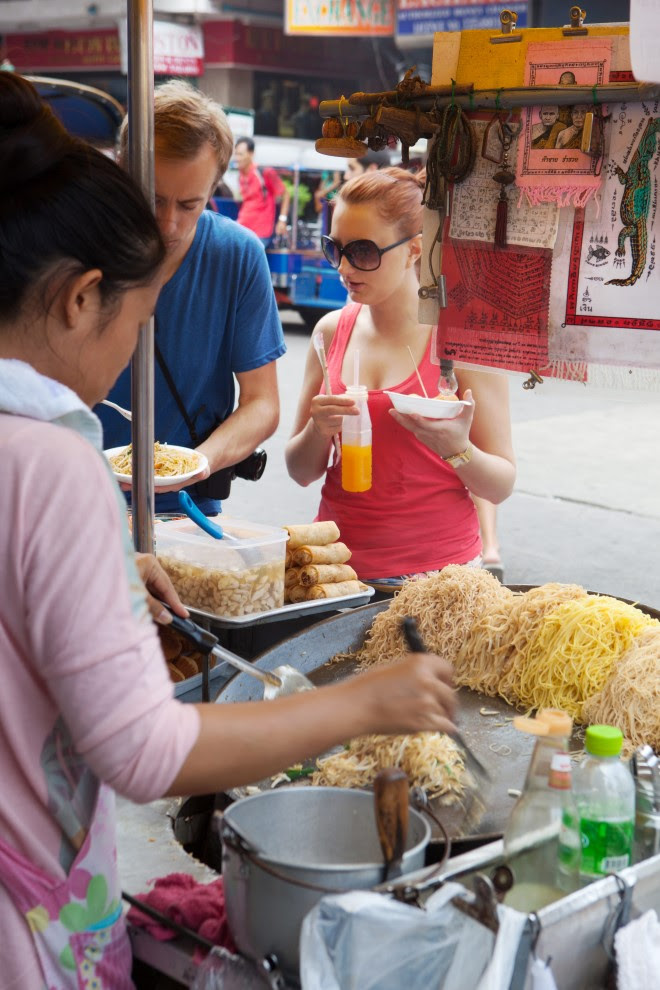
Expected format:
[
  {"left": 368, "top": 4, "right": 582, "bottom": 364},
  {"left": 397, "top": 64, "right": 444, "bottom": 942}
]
[{"left": 284, "top": 521, "right": 369, "bottom": 603}]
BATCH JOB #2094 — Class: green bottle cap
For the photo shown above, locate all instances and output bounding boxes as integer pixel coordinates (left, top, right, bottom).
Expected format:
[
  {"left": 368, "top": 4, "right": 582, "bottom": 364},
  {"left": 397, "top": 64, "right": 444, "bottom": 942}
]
[{"left": 585, "top": 724, "right": 623, "bottom": 757}]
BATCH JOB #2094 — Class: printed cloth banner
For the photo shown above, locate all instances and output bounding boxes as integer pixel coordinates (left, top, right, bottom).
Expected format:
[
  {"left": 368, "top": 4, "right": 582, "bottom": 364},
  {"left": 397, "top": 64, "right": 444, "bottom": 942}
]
[
  {"left": 515, "top": 40, "right": 612, "bottom": 209},
  {"left": 436, "top": 236, "right": 553, "bottom": 374},
  {"left": 547, "top": 100, "right": 660, "bottom": 386}
]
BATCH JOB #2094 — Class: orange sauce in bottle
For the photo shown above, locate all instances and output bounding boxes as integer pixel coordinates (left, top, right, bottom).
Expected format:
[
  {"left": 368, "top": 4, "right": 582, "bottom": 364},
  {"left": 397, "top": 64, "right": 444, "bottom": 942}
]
[{"left": 341, "top": 443, "right": 372, "bottom": 492}]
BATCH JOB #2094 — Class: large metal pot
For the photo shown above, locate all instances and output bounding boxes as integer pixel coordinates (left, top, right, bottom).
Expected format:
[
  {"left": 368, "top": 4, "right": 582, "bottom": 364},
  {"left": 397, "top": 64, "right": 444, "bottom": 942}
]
[{"left": 220, "top": 786, "right": 430, "bottom": 983}]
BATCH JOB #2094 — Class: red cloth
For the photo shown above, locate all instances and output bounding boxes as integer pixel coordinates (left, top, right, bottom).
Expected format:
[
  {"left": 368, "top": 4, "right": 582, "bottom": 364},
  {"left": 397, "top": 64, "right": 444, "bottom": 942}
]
[
  {"left": 127, "top": 872, "right": 237, "bottom": 952},
  {"left": 317, "top": 304, "right": 481, "bottom": 579},
  {"left": 237, "top": 164, "right": 285, "bottom": 238}
]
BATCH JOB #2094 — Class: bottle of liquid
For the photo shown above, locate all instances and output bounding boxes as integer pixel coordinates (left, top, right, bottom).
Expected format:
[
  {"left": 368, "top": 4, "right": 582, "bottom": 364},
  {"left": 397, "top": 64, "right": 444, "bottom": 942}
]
[
  {"left": 341, "top": 384, "right": 372, "bottom": 493},
  {"left": 572, "top": 725, "right": 635, "bottom": 882},
  {"left": 503, "top": 709, "right": 580, "bottom": 912}
]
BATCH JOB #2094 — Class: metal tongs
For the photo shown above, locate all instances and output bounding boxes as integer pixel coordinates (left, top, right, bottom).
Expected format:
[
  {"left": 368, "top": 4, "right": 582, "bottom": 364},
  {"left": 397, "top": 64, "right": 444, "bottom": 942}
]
[
  {"left": 165, "top": 609, "right": 314, "bottom": 702},
  {"left": 401, "top": 617, "right": 491, "bottom": 789}
]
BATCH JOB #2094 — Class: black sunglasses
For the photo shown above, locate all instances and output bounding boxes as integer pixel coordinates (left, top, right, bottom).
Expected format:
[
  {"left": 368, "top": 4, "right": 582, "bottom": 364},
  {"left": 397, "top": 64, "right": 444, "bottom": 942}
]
[{"left": 321, "top": 234, "right": 416, "bottom": 272}]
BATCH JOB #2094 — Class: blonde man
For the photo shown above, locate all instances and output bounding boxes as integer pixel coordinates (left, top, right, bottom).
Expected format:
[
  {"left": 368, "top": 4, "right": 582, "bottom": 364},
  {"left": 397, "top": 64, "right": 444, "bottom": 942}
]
[{"left": 98, "top": 80, "right": 285, "bottom": 515}]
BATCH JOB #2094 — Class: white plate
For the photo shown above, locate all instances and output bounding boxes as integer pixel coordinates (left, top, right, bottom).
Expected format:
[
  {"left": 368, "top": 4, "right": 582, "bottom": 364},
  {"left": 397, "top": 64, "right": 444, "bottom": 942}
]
[
  {"left": 104, "top": 444, "right": 208, "bottom": 487},
  {"left": 385, "top": 391, "right": 471, "bottom": 419}
]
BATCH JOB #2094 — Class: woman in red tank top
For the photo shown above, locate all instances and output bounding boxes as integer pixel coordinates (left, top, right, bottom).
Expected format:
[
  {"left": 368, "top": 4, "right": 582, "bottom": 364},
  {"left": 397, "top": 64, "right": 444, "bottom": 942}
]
[{"left": 285, "top": 167, "right": 516, "bottom": 584}]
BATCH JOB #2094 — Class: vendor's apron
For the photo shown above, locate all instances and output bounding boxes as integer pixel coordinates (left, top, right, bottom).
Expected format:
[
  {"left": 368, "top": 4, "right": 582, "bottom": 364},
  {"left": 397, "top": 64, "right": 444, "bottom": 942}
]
[{"left": 0, "top": 783, "right": 133, "bottom": 989}]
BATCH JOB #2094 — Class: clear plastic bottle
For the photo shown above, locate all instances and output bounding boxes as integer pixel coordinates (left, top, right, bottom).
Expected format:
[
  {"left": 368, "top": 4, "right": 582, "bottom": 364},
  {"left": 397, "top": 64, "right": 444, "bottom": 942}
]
[
  {"left": 573, "top": 725, "right": 635, "bottom": 882},
  {"left": 341, "top": 385, "right": 372, "bottom": 493},
  {"left": 503, "top": 709, "right": 580, "bottom": 912}
]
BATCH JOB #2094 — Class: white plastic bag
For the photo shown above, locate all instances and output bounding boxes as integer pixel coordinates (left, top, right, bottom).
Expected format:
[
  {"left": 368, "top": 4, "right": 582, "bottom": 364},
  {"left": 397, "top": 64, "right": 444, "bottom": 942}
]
[{"left": 300, "top": 882, "right": 526, "bottom": 990}]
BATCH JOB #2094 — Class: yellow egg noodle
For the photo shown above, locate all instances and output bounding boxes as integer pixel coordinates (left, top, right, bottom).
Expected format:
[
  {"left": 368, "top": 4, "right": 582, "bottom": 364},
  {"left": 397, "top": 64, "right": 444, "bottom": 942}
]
[
  {"left": 583, "top": 625, "right": 660, "bottom": 749},
  {"left": 109, "top": 441, "right": 199, "bottom": 478},
  {"left": 315, "top": 568, "right": 659, "bottom": 796}
]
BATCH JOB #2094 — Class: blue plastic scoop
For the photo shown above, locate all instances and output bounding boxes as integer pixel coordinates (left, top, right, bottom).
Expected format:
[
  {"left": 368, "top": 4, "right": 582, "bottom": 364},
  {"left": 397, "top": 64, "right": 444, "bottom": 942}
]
[{"left": 177, "top": 490, "right": 240, "bottom": 542}]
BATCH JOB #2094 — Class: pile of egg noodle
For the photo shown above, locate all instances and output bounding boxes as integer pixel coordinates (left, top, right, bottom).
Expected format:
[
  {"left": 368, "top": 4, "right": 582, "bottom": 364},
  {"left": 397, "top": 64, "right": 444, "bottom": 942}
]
[{"left": 314, "top": 567, "right": 659, "bottom": 795}]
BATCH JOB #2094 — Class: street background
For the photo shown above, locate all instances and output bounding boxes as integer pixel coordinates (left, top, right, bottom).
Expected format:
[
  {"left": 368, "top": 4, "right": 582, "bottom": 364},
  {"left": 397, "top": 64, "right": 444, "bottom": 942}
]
[{"left": 230, "top": 312, "right": 660, "bottom": 610}]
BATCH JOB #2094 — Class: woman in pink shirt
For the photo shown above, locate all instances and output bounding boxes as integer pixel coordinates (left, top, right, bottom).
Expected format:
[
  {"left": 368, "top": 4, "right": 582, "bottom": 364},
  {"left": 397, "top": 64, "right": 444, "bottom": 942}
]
[
  {"left": 0, "top": 76, "right": 457, "bottom": 990},
  {"left": 286, "top": 168, "right": 516, "bottom": 584}
]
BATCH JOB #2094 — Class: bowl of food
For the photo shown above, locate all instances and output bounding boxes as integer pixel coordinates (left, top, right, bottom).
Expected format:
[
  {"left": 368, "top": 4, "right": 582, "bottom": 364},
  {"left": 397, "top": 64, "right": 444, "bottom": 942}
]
[
  {"left": 104, "top": 441, "right": 208, "bottom": 486},
  {"left": 384, "top": 391, "right": 471, "bottom": 419}
]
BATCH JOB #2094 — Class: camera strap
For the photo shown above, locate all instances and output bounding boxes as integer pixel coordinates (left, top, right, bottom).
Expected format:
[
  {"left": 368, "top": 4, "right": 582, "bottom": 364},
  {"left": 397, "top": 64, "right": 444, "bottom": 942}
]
[{"left": 153, "top": 316, "right": 201, "bottom": 448}]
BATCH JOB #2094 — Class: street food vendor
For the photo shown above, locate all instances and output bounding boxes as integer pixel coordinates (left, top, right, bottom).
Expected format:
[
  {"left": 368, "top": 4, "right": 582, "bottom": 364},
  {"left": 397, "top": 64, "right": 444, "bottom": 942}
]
[{"left": 0, "top": 74, "right": 458, "bottom": 990}]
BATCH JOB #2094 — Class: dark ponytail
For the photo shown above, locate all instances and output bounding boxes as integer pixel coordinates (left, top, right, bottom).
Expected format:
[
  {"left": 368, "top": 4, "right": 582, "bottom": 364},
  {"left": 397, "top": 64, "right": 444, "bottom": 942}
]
[{"left": 0, "top": 73, "right": 165, "bottom": 323}]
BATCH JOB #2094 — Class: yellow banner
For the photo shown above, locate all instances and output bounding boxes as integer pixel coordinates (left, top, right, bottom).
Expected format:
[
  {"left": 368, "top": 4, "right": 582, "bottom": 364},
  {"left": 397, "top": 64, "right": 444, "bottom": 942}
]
[{"left": 285, "top": 0, "right": 394, "bottom": 36}]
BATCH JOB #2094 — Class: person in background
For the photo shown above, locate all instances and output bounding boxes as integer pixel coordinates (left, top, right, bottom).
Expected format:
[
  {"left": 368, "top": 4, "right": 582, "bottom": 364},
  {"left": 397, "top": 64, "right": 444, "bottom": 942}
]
[
  {"left": 286, "top": 168, "right": 515, "bottom": 587},
  {"left": 472, "top": 495, "right": 504, "bottom": 581},
  {"left": 0, "top": 72, "right": 458, "bottom": 990},
  {"left": 293, "top": 94, "right": 321, "bottom": 140},
  {"left": 235, "top": 135, "right": 291, "bottom": 247},
  {"left": 97, "top": 81, "right": 286, "bottom": 516},
  {"left": 344, "top": 147, "right": 391, "bottom": 182}
]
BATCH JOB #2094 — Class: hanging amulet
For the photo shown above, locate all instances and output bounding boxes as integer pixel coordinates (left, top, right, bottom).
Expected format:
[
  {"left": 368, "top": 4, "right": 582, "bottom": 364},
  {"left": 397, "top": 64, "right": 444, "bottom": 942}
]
[{"left": 493, "top": 168, "right": 515, "bottom": 248}]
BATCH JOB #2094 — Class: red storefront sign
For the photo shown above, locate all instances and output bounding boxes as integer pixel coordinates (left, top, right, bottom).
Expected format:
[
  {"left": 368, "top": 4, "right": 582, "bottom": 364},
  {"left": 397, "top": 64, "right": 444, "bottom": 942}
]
[
  {"left": 5, "top": 21, "right": 203, "bottom": 76},
  {"left": 203, "top": 19, "right": 363, "bottom": 75},
  {"left": 4, "top": 29, "right": 120, "bottom": 72}
]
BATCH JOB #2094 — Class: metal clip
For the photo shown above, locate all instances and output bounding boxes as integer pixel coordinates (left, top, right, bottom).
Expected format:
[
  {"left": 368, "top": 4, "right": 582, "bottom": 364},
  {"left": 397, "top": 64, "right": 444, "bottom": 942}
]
[
  {"left": 418, "top": 274, "right": 447, "bottom": 307},
  {"left": 522, "top": 369, "right": 544, "bottom": 390},
  {"left": 563, "top": 5, "right": 588, "bottom": 35},
  {"left": 491, "top": 8, "right": 522, "bottom": 43}
]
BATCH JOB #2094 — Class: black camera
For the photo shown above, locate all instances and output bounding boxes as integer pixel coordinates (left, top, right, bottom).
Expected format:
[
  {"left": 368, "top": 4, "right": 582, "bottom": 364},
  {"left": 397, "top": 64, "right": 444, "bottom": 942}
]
[{"left": 194, "top": 448, "right": 267, "bottom": 501}]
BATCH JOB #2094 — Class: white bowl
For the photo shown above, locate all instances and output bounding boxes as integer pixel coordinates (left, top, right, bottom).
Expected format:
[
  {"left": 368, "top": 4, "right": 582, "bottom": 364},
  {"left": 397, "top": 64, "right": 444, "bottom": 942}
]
[
  {"left": 104, "top": 444, "right": 208, "bottom": 486},
  {"left": 385, "top": 391, "right": 471, "bottom": 419}
]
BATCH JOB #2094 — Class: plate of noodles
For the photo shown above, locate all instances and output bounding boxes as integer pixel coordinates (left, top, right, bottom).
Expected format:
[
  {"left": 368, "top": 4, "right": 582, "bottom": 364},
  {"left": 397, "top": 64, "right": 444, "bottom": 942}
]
[
  {"left": 105, "top": 442, "right": 208, "bottom": 486},
  {"left": 385, "top": 392, "right": 471, "bottom": 419}
]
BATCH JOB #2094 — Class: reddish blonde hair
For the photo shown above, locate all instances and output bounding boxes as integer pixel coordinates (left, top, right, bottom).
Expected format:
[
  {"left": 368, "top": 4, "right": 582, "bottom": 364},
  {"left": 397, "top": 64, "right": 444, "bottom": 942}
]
[{"left": 337, "top": 167, "right": 425, "bottom": 238}]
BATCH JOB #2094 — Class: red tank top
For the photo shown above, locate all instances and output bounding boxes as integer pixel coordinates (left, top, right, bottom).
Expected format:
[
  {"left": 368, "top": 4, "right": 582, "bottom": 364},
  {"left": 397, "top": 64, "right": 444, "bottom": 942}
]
[{"left": 316, "top": 304, "right": 481, "bottom": 579}]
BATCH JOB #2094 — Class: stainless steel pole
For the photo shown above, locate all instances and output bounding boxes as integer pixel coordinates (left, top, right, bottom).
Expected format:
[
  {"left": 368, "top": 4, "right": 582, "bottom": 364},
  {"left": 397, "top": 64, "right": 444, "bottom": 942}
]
[{"left": 126, "top": 0, "right": 155, "bottom": 553}]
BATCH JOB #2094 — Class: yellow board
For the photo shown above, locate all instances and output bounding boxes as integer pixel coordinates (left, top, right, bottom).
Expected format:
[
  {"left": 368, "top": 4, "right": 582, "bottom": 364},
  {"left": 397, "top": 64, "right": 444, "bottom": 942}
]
[{"left": 433, "top": 24, "right": 630, "bottom": 89}]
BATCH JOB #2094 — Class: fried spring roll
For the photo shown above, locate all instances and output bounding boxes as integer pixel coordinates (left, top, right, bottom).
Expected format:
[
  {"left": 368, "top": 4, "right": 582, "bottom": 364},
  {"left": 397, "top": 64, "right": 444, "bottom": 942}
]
[
  {"left": 288, "top": 584, "right": 308, "bottom": 603},
  {"left": 285, "top": 566, "right": 302, "bottom": 588},
  {"left": 292, "top": 542, "right": 352, "bottom": 567},
  {"left": 285, "top": 549, "right": 293, "bottom": 568},
  {"left": 306, "top": 580, "right": 367, "bottom": 600},
  {"left": 284, "top": 521, "right": 340, "bottom": 549},
  {"left": 300, "top": 563, "right": 357, "bottom": 587}
]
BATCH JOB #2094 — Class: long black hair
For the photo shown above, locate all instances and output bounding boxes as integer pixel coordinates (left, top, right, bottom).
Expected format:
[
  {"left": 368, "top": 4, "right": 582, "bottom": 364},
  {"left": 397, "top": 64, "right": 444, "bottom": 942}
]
[{"left": 0, "top": 73, "right": 165, "bottom": 323}]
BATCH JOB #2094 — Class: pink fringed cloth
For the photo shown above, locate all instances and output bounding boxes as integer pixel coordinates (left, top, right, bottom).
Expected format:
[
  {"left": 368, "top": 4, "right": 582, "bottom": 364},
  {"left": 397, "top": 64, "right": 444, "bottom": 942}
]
[
  {"left": 515, "top": 40, "right": 612, "bottom": 208},
  {"left": 127, "top": 872, "right": 237, "bottom": 952}
]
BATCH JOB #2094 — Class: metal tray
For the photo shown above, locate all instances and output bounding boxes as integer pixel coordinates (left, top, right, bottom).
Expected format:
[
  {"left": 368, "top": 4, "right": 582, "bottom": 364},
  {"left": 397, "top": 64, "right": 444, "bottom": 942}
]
[{"left": 188, "top": 586, "right": 375, "bottom": 627}]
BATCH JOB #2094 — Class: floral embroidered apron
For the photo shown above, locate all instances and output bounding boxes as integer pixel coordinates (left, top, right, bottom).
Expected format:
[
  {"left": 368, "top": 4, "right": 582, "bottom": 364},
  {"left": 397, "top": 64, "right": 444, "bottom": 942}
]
[{"left": 0, "top": 784, "right": 134, "bottom": 989}]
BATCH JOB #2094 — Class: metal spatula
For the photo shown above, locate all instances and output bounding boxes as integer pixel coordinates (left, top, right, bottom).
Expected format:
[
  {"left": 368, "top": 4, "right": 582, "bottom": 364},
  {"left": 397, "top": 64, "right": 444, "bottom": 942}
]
[{"left": 165, "top": 610, "right": 314, "bottom": 701}]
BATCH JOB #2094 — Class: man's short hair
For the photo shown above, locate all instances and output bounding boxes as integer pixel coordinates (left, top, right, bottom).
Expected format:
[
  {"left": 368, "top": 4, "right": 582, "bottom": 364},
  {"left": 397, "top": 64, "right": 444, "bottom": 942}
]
[
  {"left": 119, "top": 79, "right": 234, "bottom": 180},
  {"left": 235, "top": 136, "right": 255, "bottom": 153}
]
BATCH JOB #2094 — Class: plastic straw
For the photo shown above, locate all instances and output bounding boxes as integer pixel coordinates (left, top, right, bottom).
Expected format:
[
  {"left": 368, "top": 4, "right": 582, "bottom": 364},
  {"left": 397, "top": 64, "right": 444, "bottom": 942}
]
[
  {"left": 312, "top": 331, "right": 342, "bottom": 461},
  {"left": 406, "top": 346, "right": 429, "bottom": 398},
  {"left": 353, "top": 349, "right": 360, "bottom": 387}
]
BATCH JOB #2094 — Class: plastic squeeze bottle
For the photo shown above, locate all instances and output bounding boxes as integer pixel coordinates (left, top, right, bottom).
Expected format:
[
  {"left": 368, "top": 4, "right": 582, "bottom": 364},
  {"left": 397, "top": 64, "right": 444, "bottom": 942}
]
[
  {"left": 341, "top": 384, "right": 372, "bottom": 493},
  {"left": 503, "top": 709, "right": 580, "bottom": 912},
  {"left": 572, "top": 725, "right": 635, "bottom": 882}
]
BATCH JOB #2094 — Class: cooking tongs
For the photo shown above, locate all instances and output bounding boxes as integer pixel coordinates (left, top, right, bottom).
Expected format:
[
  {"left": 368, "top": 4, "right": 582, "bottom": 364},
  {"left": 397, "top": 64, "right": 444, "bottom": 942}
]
[{"left": 401, "top": 617, "right": 491, "bottom": 789}]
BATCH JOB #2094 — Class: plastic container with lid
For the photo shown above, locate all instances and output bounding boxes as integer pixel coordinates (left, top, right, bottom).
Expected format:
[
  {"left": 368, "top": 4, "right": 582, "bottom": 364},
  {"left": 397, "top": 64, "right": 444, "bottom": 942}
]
[
  {"left": 155, "top": 516, "right": 286, "bottom": 618},
  {"left": 573, "top": 724, "right": 635, "bottom": 881},
  {"left": 504, "top": 709, "right": 581, "bottom": 912},
  {"left": 341, "top": 384, "right": 372, "bottom": 493}
]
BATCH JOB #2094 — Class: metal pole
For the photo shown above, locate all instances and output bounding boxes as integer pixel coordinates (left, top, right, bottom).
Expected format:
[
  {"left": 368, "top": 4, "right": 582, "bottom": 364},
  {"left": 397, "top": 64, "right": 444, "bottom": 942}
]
[{"left": 126, "top": 0, "right": 155, "bottom": 553}]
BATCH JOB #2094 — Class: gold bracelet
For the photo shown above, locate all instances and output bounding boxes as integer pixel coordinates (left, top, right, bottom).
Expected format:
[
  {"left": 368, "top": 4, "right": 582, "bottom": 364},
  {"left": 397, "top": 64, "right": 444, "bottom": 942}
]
[{"left": 443, "top": 443, "right": 473, "bottom": 468}]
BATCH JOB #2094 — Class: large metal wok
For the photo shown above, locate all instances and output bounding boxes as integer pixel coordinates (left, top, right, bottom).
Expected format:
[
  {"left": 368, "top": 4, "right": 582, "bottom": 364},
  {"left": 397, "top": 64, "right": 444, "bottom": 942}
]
[
  {"left": 215, "top": 590, "right": 660, "bottom": 841},
  {"left": 215, "top": 599, "right": 535, "bottom": 841}
]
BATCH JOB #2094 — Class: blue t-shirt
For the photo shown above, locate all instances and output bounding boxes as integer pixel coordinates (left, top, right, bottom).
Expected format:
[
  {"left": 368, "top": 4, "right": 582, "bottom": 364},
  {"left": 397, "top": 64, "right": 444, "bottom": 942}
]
[{"left": 97, "top": 211, "right": 286, "bottom": 514}]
